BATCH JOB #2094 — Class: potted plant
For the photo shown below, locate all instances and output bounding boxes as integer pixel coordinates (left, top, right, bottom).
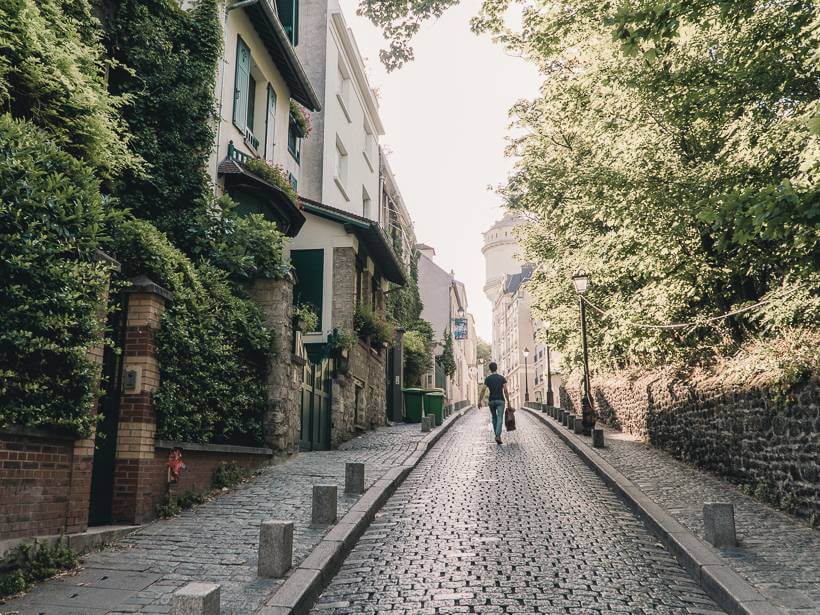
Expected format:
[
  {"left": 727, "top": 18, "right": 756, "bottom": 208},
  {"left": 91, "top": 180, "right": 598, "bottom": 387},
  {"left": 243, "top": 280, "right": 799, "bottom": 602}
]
[
  {"left": 354, "top": 305, "right": 394, "bottom": 349},
  {"left": 327, "top": 327, "right": 356, "bottom": 373},
  {"left": 294, "top": 303, "right": 319, "bottom": 333},
  {"left": 289, "top": 100, "right": 311, "bottom": 138}
]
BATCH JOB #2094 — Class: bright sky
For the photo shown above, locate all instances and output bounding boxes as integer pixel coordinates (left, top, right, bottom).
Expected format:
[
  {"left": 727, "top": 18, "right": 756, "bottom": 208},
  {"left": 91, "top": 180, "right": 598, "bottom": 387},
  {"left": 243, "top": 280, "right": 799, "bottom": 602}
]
[{"left": 339, "top": 0, "right": 541, "bottom": 341}]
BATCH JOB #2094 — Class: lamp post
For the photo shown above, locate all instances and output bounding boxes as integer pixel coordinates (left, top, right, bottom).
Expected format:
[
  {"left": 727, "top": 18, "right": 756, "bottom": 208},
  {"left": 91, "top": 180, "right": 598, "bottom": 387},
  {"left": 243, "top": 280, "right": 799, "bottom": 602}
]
[
  {"left": 572, "top": 270, "right": 594, "bottom": 435},
  {"left": 523, "top": 347, "right": 530, "bottom": 403},
  {"left": 543, "top": 320, "right": 554, "bottom": 408}
]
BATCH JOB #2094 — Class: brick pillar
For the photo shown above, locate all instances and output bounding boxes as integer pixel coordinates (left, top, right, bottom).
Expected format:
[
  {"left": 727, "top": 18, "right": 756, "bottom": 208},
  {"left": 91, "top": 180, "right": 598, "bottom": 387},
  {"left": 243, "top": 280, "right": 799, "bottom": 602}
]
[
  {"left": 247, "top": 276, "right": 300, "bottom": 454},
  {"left": 111, "top": 275, "right": 172, "bottom": 524},
  {"left": 65, "top": 250, "right": 121, "bottom": 534}
]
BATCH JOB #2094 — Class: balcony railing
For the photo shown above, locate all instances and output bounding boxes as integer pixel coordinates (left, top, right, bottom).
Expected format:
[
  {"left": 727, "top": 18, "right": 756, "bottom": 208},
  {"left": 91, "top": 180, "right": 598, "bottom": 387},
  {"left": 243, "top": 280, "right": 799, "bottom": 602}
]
[
  {"left": 244, "top": 127, "right": 260, "bottom": 153},
  {"left": 227, "top": 141, "right": 251, "bottom": 165}
]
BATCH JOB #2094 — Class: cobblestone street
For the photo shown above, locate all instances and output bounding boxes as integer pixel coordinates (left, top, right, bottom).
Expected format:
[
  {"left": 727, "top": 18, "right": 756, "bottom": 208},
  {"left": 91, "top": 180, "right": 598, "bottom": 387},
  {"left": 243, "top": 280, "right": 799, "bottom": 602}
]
[
  {"left": 312, "top": 409, "right": 724, "bottom": 614},
  {"left": 0, "top": 422, "right": 435, "bottom": 615}
]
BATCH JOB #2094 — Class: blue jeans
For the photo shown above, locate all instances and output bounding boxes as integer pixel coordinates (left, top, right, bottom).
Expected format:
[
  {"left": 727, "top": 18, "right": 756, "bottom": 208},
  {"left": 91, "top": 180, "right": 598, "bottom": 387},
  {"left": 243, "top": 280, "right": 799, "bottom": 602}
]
[{"left": 488, "top": 400, "right": 505, "bottom": 438}]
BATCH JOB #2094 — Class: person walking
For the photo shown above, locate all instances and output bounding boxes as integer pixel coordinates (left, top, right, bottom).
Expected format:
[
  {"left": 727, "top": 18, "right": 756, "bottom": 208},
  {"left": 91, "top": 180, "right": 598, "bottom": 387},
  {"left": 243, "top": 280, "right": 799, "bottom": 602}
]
[{"left": 478, "top": 362, "right": 512, "bottom": 444}]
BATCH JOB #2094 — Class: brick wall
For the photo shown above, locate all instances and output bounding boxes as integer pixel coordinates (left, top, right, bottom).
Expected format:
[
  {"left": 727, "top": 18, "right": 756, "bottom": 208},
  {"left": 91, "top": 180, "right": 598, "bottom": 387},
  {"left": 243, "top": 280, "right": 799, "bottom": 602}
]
[
  {"left": 0, "top": 431, "right": 75, "bottom": 540},
  {"left": 560, "top": 370, "right": 820, "bottom": 521}
]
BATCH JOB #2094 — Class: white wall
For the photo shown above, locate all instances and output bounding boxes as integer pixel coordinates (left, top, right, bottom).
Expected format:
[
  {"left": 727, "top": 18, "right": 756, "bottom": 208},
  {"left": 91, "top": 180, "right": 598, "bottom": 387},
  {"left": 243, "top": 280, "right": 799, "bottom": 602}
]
[{"left": 209, "top": 7, "right": 299, "bottom": 189}]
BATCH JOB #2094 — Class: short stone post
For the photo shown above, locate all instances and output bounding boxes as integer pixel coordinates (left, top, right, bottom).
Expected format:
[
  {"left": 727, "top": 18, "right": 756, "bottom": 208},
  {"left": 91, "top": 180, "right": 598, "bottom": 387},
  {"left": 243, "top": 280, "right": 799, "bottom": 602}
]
[
  {"left": 345, "top": 462, "right": 365, "bottom": 495},
  {"left": 703, "top": 503, "right": 736, "bottom": 547},
  {"left": 567, "top": 414, "right": 575, "bottom": 430},
  {"left": 312, "top": 485, "right": 338, "bottom": 526},
  {"left": 592, "top": 428, "right": 604, "bottom": 448},
  {"left": 258, "top": 520, "right": 293, "bottom": 578},
  {"left": 421, "top": 415, "right": 434, "bottom": 432},
  {"left": 171, "top": 582, "right": 220, "bottom": 615},
  {"left": 562, "top": 411, "right": 569, "bottom": 426},
  {"left": 574, "top": 416, "right": 584, "bottom": 435}
]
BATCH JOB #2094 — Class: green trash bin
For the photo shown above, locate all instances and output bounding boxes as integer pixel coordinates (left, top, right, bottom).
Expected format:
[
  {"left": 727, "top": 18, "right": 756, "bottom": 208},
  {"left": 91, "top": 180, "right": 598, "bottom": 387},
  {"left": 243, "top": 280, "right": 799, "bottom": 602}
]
[
  {"left": 402, "top": 388, "right": 425, "bottom": 423},
  {"left": 423, "top": 390, "right": 445, "bottom": 426}
]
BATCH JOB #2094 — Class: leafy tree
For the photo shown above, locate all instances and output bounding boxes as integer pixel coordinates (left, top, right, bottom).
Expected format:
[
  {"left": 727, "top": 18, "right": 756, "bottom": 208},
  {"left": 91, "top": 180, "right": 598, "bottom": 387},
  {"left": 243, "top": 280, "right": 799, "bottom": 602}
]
[
  {"left": 436, "top": 329, "right": 456, "bottom": 377},
  {"left": 476, "top": 337, "right": 492, "bottom": 365},
  {"left": 361, "top": 0, "right": 819, "bottom": 374}
]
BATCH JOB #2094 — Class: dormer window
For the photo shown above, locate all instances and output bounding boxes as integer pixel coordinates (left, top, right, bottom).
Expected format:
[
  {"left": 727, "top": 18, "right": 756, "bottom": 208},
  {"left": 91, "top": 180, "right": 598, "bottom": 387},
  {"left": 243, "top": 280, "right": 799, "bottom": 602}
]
[{"left": 276, "top": 0, "right": 299, "bottom": 46}]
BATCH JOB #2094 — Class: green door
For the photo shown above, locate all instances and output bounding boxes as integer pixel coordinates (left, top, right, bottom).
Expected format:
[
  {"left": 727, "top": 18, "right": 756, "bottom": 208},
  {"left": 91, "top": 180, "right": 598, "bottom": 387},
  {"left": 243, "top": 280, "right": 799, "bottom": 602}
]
[{"left": 299, "top": 351, "right": 331, "bottom": 450}]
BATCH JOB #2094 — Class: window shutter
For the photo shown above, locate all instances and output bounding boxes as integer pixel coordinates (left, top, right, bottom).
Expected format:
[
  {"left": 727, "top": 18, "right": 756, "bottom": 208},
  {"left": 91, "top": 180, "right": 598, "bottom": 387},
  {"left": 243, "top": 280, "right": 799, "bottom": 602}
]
[
  {"left": 247, "top": 75, "right": 256, "bottom": 132},
  {"left": 233, "top": 37, "right": 250, "bottom": 130},
  {"left": 265, "top": 84, "right": 277, "bottom": 161}
]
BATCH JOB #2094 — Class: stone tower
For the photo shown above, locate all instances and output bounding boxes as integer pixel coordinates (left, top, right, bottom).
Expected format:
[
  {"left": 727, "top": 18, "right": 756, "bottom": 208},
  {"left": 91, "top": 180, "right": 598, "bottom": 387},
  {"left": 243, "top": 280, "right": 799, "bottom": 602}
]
[{"left": 481, "top": 213, "right": 524, "bottom": 303}]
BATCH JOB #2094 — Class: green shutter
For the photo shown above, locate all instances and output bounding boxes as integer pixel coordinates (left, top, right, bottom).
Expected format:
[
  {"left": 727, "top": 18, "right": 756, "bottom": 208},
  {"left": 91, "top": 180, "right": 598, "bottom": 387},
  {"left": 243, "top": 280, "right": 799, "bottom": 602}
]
[
  {"left": 291, "top": 249, "right": 324, "bottom": 327},
  {"left": 233, "top": 36, "right": 250, "bottom": 129},
  {"left": 265, "top": 84, "right": 277, "bottom": 160},
  {"left": 247, "top": 75, "right": 256, "bottom": 131},
  {"left": 276, "top": 0, "right": 298, "bottom": 46}
]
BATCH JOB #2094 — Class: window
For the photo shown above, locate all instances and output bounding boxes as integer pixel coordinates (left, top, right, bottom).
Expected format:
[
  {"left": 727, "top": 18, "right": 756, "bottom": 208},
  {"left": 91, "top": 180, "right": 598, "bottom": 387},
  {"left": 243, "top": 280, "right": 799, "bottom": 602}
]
[
  {"left": 276, "top": 0, "right": 299, "bottom": 46},
  {"left": 355, "top": 257, "right": 364, "bottom": 306},
  {"left": 232, "top": 36, "right": 260, "bottom": 151},
  {"left": 362, "top": 187, "right": 371, "bottom": 219},
  {"left": 363, "top": 128, "right": 376, "bottom": 169},
  {"left": 291, "top": 249, "right": 324, "bottom": 330},
  {"left": 288, "top": 115, "right": 301, "bottom": 161},
  {"left": 337, "top": 61, "right": 351, "bottom": 120},
  {"left": 233, "top": 37, "right": 251, "bottom": 131},
  {"left": 264, "top": 84, "right": 277, "bottom": 162},
  {"left": 334, "top": 138, "right": 348, "bottom": 199},
  {"left": 370, "top": 274, "right": 379, "bottom": 310}
]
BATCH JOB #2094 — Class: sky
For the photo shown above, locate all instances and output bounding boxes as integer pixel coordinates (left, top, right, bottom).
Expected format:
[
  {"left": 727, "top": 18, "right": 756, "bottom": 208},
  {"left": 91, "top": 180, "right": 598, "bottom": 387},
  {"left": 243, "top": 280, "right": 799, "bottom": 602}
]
[{"left": 338, "top": 0, "right": 541, "bottom": 341}]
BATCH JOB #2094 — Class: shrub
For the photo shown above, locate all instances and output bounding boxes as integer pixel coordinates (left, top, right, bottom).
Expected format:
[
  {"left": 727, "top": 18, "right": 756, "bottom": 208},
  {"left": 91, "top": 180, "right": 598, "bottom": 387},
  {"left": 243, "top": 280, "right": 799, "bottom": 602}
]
[
  {"left": 212, "top": 461, "right": 247, "bottom": 489},
  {"left": 0, "top": 115, "right": 111, "bottom": 435},
  {"left": 289, "top": 100, "right": 311, "bottom": 137},
  {"left": 243, "top": 158, "right": 299, "bottom": 207},
  {"left": 0, "top": 537, "right": 78, "bottom": 598},
  {"left": 294, "top": 303, "right": 319, "bottom": 332},
  {"left": 327, "top": 327, "right": 357, "bottom": 353},
  {"left": 354, "top": 305, "right": 394, "bottom": 347},
  {"left": 403, "top": 330, "right": 432, "bottom": 386},
  {"left": 107, "top": 218, "right": 272, "bottom": 445}
]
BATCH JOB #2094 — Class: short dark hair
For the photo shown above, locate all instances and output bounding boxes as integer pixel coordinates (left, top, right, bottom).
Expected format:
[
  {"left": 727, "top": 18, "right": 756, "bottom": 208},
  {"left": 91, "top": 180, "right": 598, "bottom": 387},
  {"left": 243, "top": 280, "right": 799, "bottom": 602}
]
[{"left": 488, "top": 362, "right": 498, "bottom": 372}]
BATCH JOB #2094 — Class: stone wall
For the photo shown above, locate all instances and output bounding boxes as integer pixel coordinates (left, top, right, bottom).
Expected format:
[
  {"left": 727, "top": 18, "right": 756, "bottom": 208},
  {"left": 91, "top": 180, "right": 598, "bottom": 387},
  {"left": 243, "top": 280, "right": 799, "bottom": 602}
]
[
  {"left": 560, "top": 370, "right": 819, "bottom": 521},
  {"left": 247, "top": 277, "right": 301, "bottom": 454},
  {"left": 329, "top": 247, "right": 387, "bottom": 447}
]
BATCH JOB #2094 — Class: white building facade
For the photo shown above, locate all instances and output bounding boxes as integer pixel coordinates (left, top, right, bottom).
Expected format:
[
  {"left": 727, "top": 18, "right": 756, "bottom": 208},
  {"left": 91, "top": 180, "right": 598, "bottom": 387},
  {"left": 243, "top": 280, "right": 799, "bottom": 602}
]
[{"left": 483, "top": 215, "right": 561, "bottom": 408}]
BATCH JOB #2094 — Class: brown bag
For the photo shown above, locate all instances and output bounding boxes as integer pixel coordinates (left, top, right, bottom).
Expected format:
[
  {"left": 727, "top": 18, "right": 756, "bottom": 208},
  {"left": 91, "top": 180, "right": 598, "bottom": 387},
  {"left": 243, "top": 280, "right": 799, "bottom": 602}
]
[{"left": 505, "top": 407, "right": 516, "bottom": 431}]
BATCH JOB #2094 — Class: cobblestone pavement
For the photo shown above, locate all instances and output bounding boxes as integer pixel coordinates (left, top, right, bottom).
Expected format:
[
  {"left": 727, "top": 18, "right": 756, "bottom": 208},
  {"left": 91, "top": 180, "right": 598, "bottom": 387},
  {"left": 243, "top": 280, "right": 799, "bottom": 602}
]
[
  {"left": 591, "top": 426, "right": 820, "bottom": 614},
  {"left": 311, "top": 410, "right": 724, "bottom": 614},
  {"left": 0, "top": 422, "right": 433, "bottom": 615}
]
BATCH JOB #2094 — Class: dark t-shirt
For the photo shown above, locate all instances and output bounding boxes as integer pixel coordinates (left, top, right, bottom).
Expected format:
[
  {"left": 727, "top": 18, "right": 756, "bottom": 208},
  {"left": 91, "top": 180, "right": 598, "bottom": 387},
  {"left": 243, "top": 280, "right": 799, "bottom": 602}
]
[{"left": 484, "top": 373, "right": 507, "bottom": 401}]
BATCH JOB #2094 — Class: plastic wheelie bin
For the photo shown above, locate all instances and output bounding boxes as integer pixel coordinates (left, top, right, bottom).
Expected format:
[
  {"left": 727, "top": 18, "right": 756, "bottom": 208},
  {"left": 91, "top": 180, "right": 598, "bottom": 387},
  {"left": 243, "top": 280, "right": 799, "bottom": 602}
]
[
  {"left": 402, "top": 388, "right": 425, "bottom": 423},
  {"left": 423, "top": 389, "right": 445, "bottom": 426}
]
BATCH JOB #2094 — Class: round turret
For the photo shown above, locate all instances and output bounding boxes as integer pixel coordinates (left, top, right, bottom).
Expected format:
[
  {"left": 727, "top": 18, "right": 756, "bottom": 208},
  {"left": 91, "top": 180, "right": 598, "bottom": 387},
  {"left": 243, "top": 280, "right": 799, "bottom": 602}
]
[{"left": 482, "top": 213, "right": 524, "bottom": 302}]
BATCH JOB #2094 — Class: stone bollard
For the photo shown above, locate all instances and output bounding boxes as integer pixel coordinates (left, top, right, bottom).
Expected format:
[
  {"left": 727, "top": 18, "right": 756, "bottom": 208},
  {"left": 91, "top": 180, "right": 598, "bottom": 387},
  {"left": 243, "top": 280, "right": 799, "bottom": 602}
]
[
  {"left": 258, "top": 520, "right": 293, "bottom": 578},
  {"left": 312, "top": 485, "right": 338, "bottom": 526},
  {"left": 574, "top": 416, "right": 584, "bottom": 435},
  {"left": 567, "top": 414, "right": 575, "bottom": 430},
  {"left": 592, "top": 428, "right": 605, "bottom": 448},
  {"left": 562, "top": 411, "right": 569, "bottom": 426},
  {"left": 703, "top": 503, "right": 737, "bottom": 547},
  {"left": 171, "top": 582, "right": 220, "bottom": 615},
  {"left": 421, "top": 415, "right": 434, "bottom": 432},
  {"left": 345, "top": 462, "right": 365, "bottom": 494}
]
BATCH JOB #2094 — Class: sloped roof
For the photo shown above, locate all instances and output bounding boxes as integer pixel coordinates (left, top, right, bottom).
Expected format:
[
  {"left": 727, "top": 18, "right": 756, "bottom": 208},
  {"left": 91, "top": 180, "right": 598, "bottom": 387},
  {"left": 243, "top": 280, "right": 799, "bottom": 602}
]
[
  {"left": 299, "top": 198, "right": 406, "bottom": 285},
  {"left": 503, "top": 264, "right": 534, "bottom": 294}
]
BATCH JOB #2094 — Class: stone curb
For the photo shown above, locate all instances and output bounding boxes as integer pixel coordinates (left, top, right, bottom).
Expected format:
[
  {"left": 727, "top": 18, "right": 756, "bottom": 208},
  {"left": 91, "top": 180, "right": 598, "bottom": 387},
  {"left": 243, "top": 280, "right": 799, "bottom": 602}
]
[
  {"left": 257, "top": 407, "right": 472, "bottom": 615},
  {"left": 521, "top": 406, "right": 783, "bottom": 615}
]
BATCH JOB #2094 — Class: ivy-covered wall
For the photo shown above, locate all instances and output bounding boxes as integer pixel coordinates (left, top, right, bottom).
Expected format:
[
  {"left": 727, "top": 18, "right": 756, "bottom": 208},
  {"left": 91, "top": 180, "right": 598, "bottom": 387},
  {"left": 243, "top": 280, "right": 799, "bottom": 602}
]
[{"left": 0, "top": 0, "right": 292, "bottom": 446}]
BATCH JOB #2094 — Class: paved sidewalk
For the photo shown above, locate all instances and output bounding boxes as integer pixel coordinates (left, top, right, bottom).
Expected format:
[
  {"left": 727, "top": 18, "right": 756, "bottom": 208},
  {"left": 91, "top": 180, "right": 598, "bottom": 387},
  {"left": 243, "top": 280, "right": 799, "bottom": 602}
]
[
  {"left": 0, "top": 420, "right": 441, "bottom": 615},
  {"left": 579, "top": 423, "right": 819, "bottom": 614},
  {"left": 312, "top": 410, "right": 724, "bottom": 614}
]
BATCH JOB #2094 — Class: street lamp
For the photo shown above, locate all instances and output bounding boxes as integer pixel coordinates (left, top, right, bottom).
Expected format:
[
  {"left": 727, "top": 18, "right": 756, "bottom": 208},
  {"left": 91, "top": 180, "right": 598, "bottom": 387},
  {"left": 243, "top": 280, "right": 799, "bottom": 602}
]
[
  {"left": 456, "top": 307, "right": 465, "bottom": 318},
  {"left": 572, "top": 270, "right": 594, "bottom": 435},
  {"left": 543, "top": 320, "right": 554, "bottom": 408},
  {"left": 523, "top": 347, "right": 530, "bottom": 403}
]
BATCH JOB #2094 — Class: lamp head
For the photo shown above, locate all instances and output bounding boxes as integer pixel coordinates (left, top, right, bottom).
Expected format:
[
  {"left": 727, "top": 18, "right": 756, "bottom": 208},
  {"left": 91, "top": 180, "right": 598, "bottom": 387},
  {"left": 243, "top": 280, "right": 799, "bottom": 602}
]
[
  {"left": 523, "top": 347, "right": 529, "bottom": 359},
  {"left": 572, "top": 270, "right": 589, "bottom": 295},
  {"left": 456, "top": 307, "right": 465, "bottom": 318}
]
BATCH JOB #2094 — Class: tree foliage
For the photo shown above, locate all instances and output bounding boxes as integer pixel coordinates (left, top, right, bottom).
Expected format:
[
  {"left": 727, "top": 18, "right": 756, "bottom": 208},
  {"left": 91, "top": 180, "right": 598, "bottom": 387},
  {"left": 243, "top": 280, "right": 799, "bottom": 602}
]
[{"left": 363, "top": 0, "right": 819, "bottom": 374}]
